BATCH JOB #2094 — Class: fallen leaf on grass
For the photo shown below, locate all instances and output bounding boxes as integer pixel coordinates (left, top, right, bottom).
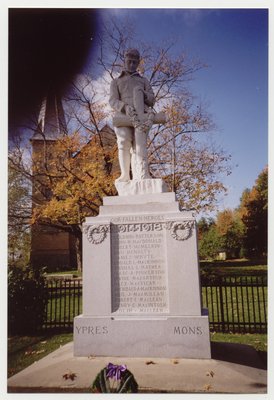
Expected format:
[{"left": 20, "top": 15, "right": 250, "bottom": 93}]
[
  {"left": 206, "top": 370, "right": 215, "bottom": 378},
  {"left": 25, "top": 349, "right": 45, "bottom": 356},
  {"left": 35, "top": 350, "right": 45, "bottom": 354},
  {"left": 203, "top": 384, "right": 212, "bottom": 391},
  {"left": 146, "top": 361, "right": 156, "bottom": 365},
  {"left": 40, "top": 341, "right": 47, "bottom": 344},
  {"left": 62, "top": 372, "right": 77, "bottom": 381}
]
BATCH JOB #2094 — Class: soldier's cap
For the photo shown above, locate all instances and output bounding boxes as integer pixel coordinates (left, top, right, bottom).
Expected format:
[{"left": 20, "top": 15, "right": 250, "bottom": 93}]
[{"left": 124, "top": 48, "right": 140, "bottom": 60}]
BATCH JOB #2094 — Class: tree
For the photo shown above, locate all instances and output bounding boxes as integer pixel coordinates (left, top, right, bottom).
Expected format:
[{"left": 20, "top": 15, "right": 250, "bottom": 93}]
[
  {"left": 148, "top": 100, "right": 231, "bottom": 212},
  {"left": 92, "top": 18, "right": 232, "bottom": 212},
  {"left": 8, "top": 148, "right": 32, "bottom": 268},
  {"left": 239, "top": 167, "right": 268, "bottom": 258},
  {"left": 198, "top": 209, "right": 245, "bottom": 260},
  {"left": 9, "top": 128, "right": 118, "bottom": 272},
  {"left": 197, "top": 217, "right": 215, "bottom": 240},
  {"left": 32, "top": 130, "right": 118, "bottom": 269},
  {"left": 9, "top": 18, "right": 233, "bottom": 269},
  {"left": 215, "top": 208, "right": 245, "bottom": 258},
  {"left": 198, "top": 223, "right": 224, "bottom": 260}
]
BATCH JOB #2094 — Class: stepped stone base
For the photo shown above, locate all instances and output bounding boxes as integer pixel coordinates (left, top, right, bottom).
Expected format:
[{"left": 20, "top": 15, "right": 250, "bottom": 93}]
[
  {"left": 74, "top": 191, "right": 211, "bottom": 359},
  {"left": 74, "top": 313, "right": 211, "bottom": 358}
]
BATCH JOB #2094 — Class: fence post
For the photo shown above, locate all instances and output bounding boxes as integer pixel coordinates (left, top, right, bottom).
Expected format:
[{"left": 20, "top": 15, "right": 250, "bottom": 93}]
[{"left": 217, "top": 276, "right": 226, "bottom": 333}]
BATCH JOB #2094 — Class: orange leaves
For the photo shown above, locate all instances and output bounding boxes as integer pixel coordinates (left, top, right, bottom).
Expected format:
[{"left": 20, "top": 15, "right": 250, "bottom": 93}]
[
  {"left": 239, "top": 167, "right": 268, "bottom": 220},
  {"left": 164, "top": 101, "right": 190, "bottom": 128},
  {"left": 148, "top": 121, "right": 231, "bottom": 213},
  {"left": 162, "top": 98, "right": 213, "bottom": 136},
  {"left": 31, "top": 129, "right": 118, "bottom": 227},
  {"left": 137, "top": 58, "right": 145, "bottom": 75},
  {"left": 216, "top": 209, "right": 235, "bottom": 236}
]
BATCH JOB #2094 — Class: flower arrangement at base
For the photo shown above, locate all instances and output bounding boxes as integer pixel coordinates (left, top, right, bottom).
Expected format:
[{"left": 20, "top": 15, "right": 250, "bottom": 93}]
[{"left": 90, "top": 363, "right": 138, "bottom": 393}]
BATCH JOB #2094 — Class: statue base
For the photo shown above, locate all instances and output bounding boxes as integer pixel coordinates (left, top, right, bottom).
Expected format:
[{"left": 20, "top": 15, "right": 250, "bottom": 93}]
[
  {"left": 74, "top": 192, "right": 211, "bottom": 359},
  {"left": 115, "top": 178, "right": 168, "bottom": 196}
]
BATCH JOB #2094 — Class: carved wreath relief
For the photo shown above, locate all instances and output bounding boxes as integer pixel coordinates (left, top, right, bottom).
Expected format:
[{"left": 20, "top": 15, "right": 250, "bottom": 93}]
[
  {"left": 84, "top": 220, "right": 195, "bottom": 245},
  {"left": 166, "top": 221, "right": 195, "bottom": 241},
  {"left": 83, "top": 224, "right": 110, "bottom": 244}
]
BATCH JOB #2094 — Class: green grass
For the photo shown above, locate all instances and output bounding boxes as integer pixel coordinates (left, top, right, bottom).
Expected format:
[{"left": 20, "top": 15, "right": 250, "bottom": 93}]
[
  {"left": 44, "top": 260, "right": 267, "bottom": 277},
  {"left": 46, "top": 284, "right": 82, "bottom": 327},
  {"left": 45, "top": 284, "right": 267, "bottom": 335},
  {"left": 8, "top": 333, "right": 73, "bottom": 378},
  {"left": 202, "top": 284, "right": 267, "bottom": 330},
  {"left": 8, "top": 332, "right": 267, "bottom": 380},
  {"left": 8, "top": 260, "right": 268, "bottom": 382},
  {"left": 200, "top": 259, "right": 267, "bottom": 274},
  {"left": 46, "top": 270, "right": 82, "bottom": 277},
  {"left": 42, "top": 263, "right": 267, "bottom": 332},
  {"left": 210, "top": 332, "right": 267, "bottom": 352},
  {"left": 200, "top": 260, "right": 267, "bottom": 331}
]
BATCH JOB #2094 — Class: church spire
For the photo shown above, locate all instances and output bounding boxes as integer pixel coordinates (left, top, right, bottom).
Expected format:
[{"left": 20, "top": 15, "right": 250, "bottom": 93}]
[{"left": 31, "top": 91, "right": 67, "bottom": 141}]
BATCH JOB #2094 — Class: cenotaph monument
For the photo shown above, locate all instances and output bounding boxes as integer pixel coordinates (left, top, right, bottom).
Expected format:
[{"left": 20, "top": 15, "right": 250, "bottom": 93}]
[{"left": 74, "top": 49, "right": 211, "bottom": 358}]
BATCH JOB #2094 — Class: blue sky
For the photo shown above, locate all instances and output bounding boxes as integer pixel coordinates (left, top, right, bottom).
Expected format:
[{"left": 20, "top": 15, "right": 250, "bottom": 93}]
[
  {"left": 92, "top": 8, "right": 268, "bottom": 215},
  {"left": 2, "top": 4, "right": 269, "bottom": 219}
]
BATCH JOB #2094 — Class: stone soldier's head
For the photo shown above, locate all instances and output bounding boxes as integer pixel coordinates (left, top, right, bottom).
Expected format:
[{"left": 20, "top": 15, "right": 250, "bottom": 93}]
[{"left": 124, "top": 48, "right": 140, "bottom": 74}]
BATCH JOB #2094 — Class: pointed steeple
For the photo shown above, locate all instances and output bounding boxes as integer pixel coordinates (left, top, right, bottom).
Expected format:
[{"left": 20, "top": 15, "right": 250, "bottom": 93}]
[{"left": 31, "top": 90, "right": 67, "bottom": 141}]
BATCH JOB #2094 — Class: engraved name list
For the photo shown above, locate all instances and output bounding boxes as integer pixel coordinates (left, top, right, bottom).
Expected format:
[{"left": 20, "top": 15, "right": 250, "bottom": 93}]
[{"left": 111, "top": 220, "right": 169, "bottom": 314}]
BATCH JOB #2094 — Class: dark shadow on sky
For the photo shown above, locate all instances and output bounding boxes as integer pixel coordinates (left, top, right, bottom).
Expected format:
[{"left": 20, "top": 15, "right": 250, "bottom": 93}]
[{"left": 9, "top": 8, "right": 98, "bottom": 138}]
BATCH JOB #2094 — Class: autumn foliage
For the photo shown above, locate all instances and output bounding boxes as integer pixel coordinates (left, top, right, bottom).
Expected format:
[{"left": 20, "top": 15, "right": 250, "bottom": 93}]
[
  {"left": 31, "top": 130, "right": 118, "bottom": 227},
  {"left": 240, "top": 167, "right": 268, "bottom": 257},
  {"left": 198, "top": 167, "right": 268, "bottom": 259},
  {"left": 8, "top": 18, "right": 234, "bottom": 270}
]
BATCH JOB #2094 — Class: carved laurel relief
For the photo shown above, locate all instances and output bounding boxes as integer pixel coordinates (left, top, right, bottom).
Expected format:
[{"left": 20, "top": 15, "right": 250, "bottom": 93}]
[
  {"left": 166, "top": 220, "right": 195, "bottom": 241},
  {"left": 83, "top": 224, "right": 110, "bottom": 244}
]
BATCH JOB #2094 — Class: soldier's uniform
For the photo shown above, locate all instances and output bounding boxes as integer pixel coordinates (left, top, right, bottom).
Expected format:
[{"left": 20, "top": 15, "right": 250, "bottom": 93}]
[
  {"left": 109, "top": 71, "right": 155, "bottom": 180},
  {"left": 109, "top": 70, "right": 155, "bottom": 114}
]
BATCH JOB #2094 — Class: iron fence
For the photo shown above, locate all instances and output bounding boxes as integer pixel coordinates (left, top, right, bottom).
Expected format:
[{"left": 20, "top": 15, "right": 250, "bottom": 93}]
[
  {"left": 201, "top": 274, "right": 267, "bottom": 333},
  {"left": 44, "top": 273, "right": 267, "bottom": 333},
  {"left": 44, "top": 278, "right": 82, "bottom": 330}
]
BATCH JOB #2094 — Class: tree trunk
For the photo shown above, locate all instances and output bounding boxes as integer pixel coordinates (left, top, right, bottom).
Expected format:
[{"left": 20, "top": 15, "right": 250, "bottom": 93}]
[
  {"left": 70, "top": 224, "right": 83, "bottom": 273},
  {"left": 75, "top": 234, "right": 82, "bottom": 273}
]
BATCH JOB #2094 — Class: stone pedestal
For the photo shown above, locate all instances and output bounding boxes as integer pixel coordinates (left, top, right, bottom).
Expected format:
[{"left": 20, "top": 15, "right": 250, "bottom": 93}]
[
  {"left": 74, "top": 186, "right": 211, "bottom": 358},
  {"left": 115, "top": 178, "right": 168, "bottom": 196}
]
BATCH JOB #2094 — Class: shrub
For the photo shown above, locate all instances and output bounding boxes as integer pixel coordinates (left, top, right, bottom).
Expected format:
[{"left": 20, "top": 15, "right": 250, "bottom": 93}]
[{"left": 8, "top": 265, "right": 49, "bottom": 335}]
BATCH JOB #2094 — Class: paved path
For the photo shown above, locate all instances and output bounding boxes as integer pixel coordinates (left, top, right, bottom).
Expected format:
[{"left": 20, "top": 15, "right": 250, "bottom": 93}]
[{"left": 8, "top": 341, "right": 267, "bottom": 393}]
